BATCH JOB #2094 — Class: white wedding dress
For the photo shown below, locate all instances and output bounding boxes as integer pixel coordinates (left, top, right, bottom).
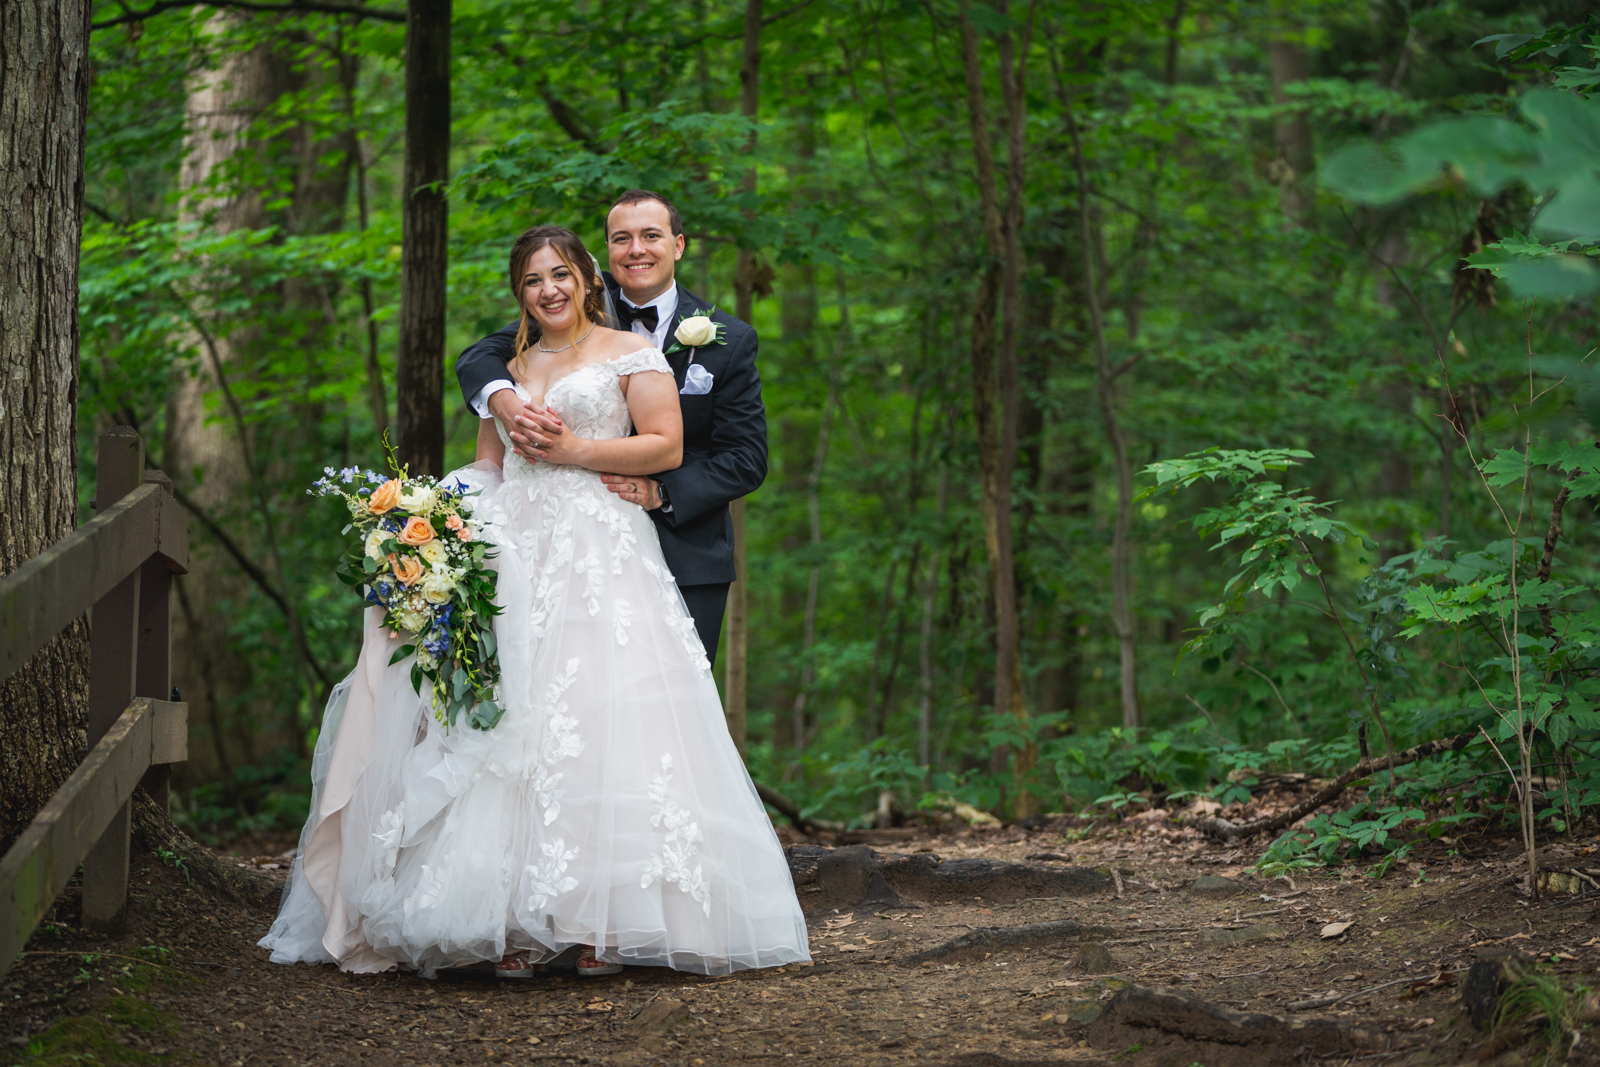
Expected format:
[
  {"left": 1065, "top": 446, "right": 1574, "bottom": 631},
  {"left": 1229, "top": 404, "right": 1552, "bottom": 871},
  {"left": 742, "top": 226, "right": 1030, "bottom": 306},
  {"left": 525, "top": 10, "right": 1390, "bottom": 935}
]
[{"left": 259, "top": 348, "right": 810, "bottom": 977}]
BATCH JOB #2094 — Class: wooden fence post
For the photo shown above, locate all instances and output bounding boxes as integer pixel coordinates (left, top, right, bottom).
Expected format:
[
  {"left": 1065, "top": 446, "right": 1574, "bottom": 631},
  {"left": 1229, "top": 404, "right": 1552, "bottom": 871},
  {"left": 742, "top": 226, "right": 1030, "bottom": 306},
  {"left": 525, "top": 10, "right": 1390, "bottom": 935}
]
[
  {"left": 137, "top": 469, "right": 174, "bottom": 813},
  {"left": 82, "top": 428, "right": 143, "bottom": 933}
]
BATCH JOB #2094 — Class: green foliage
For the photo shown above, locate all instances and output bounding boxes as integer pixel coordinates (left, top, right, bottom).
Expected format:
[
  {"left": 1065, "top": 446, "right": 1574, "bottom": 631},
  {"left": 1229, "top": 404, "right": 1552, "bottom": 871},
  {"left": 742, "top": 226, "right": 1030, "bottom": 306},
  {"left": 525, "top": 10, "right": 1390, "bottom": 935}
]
[
  {"left": 1494, "top": 963, "right": 1592, "bottom": 1054},
  {"left": 1142, "top": 448, "right": 1371, "bottom": 666},
  {"left": 1321, "top": 87, "right": 1600, "bottom": 296},
  {"left": 72, "top": 0, "right": 1600, "bottom": 836}
]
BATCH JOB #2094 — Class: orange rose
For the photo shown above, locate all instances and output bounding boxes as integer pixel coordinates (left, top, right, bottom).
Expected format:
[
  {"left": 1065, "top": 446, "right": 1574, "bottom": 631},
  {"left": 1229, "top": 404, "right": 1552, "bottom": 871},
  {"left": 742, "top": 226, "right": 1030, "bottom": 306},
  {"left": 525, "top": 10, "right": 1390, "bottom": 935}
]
[
  {"left": 390, "top": 553, "right": 424, "bottom": 587},
  {"left": 368, "top": 478, "right": 402, "bottom": 514},
  {"left": 397, "top": 515, "right": 436, "bottom": 546}
]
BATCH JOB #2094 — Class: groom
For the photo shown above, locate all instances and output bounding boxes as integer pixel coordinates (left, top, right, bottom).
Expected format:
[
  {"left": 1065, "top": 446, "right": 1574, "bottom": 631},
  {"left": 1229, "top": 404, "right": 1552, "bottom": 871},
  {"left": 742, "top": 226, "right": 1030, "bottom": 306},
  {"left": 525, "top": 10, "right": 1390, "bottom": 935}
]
[{"left": 454, "top": 189, "right": 766, "bottom": 668}]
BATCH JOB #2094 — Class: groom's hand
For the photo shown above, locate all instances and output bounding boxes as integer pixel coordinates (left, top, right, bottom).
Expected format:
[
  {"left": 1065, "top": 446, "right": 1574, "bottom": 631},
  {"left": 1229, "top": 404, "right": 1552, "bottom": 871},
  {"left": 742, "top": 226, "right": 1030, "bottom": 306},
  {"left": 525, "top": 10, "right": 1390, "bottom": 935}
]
[{"left": 601, "top": 474, "right": 662, "bottom": 510}]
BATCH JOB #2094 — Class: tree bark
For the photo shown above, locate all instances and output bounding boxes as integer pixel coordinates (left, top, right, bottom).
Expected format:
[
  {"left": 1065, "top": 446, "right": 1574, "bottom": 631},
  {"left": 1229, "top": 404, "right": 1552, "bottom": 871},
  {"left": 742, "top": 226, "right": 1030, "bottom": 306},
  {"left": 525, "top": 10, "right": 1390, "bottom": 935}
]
[
  {"left": 167, "top": 27, "right": 347, "bottom": 777},
  {"left": 793, "top": 348, "right": 840, "bottom": 753},
  {"left": 395, "top": 0, "right": 451, "bottom": 477},
  {"left": 0, "top": 0, "right": 93, "bottom": 850},
  {"left": 1268, "top": 23, "right": 1314, "bottom": 224},
  {"left": 340, "top": 41, "right": 388, "bottom": 438},
  {"left": 726, "top": 0, "right": 763, "bottom": 758},
  {"left": 960, "top": 2, "right": 1035, "bottom": 813},
  {"left": 1064, "top": 97, "right": 1140, "bottom": 733},
  {"left": 776, "top": 91, "right": 818, "bottom": 752},
  {"left": 919, "top": 463, "right": 949, "bottom": 776}
]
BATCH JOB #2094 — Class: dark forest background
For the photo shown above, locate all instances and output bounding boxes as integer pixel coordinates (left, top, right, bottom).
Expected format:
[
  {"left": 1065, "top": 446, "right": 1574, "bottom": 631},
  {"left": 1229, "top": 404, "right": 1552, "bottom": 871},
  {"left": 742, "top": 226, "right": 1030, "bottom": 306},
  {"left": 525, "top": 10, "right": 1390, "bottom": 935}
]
[{"left": 75, "top": 0, "right": 1600, "bottom": 858}]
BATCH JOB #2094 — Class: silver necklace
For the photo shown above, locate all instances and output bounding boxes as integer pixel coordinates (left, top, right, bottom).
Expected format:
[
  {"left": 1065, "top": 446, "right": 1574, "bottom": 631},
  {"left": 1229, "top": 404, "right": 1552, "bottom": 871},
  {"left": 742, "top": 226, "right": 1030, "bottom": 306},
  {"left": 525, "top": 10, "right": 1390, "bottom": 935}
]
[{"left": 538, "top": 323, "right": 596, "bottom": 354}]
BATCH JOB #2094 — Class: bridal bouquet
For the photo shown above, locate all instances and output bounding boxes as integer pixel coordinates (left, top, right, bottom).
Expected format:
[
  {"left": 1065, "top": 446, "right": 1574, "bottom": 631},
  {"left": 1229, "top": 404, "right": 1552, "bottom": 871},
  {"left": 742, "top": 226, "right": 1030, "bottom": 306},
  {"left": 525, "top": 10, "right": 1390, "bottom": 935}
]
[{"left": 310, "top": 465, "right": 504, "bottom": 731}]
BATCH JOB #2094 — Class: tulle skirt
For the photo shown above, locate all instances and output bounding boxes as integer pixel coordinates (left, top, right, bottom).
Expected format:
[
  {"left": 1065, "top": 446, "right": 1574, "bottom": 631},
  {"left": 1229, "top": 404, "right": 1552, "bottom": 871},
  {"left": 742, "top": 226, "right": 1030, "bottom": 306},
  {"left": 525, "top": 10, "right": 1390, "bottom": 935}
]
[{"left": 259, "top": 461, "right": 810, "bottom": 977}]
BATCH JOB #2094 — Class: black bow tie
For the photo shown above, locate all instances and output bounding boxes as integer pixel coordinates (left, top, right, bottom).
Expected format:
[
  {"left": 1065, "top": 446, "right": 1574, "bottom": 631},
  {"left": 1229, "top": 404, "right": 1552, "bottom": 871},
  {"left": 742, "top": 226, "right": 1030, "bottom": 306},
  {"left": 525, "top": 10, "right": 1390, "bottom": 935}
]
[{"left": 617, "top": 302, "right": 660, "bottom": 332}]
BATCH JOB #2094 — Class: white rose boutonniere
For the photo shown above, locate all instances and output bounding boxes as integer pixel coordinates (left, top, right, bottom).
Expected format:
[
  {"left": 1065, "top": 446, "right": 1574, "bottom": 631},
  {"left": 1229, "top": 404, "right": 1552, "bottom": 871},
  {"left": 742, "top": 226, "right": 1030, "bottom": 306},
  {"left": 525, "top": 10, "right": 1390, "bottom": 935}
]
[{"left": 666, "top": 310, "right": 728, "bottom": 355}]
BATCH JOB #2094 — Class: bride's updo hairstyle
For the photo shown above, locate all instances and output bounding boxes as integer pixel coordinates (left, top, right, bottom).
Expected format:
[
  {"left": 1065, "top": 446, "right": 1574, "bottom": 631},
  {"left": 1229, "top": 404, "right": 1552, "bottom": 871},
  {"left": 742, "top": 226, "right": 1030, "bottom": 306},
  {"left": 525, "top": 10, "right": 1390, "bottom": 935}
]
[{"left": 509, "top": 225, "right": 606, "bottom": 359}]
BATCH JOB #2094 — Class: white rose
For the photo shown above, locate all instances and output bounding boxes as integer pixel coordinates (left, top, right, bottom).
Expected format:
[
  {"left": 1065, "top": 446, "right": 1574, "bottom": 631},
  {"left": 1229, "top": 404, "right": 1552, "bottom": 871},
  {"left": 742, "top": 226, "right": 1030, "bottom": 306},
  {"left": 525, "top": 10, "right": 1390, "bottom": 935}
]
[
  {"left": 419, "top": 570, "right": 455, "bottom": 605},
  {"left": 400, "top": 485, "right": 437, "bottom": 516},
  {"left": 395, "top": 607, "right": 428, "bottom": 633},
  {"left": 675, "top": 315, "right": 718, "bottom": 348},
  {"left": 419, "top": 540, "right": 448, "bottom": 566},
  {"left": 364, "top": 529, "right": 386, "bottom": 561}
]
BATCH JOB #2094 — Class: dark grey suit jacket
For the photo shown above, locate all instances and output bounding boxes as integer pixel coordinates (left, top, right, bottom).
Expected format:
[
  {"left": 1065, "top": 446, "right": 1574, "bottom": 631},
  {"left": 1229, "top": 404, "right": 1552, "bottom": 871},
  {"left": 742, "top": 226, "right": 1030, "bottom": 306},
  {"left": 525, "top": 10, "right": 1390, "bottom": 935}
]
[{"left": 453, "top": 275, "right": 766, "bottom": 586}]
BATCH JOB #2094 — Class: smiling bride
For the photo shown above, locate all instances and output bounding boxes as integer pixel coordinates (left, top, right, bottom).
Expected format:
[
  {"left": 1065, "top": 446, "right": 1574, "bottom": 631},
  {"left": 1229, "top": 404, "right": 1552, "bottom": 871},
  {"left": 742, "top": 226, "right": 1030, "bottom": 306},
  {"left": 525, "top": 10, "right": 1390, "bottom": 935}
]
[{"left": 259, "top": 225, "right": 811, "bottom": 979}]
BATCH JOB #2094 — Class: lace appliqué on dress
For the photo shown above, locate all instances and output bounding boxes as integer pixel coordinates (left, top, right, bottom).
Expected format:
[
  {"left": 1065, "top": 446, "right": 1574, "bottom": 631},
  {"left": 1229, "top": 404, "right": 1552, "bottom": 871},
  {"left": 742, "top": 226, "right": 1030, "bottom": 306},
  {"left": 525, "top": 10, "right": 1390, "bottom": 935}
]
[
  {"left": 372, "top": 803, "right": 405, "bottom": 878},
  {"left": 404, "top": 863, "right": 447, "bottom": 918},
  {"left": 640, "top": 754, "right": 711, "bottom": 916},
  {"left": 642, "top": 559, "right": 712, "bottom": 673},
  {"left": 525, "top": 839, "right": 579, "bottom": 911},
  {"left": 533, "top": 658, "right": 582, "bottom": 826}
]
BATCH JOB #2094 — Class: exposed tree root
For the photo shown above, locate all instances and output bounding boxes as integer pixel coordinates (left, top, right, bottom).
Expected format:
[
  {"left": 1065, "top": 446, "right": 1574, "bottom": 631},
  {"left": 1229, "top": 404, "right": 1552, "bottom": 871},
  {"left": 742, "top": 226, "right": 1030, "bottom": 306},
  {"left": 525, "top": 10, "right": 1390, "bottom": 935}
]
[
  {"left": 755, "top": 782, "right": 845, "bottom": 833},
  {"left": 786, "top": 844, "right": 1113, "bottom": 911},
  {"left": 1192, "top": 731, "right": 1478, "bottom": 843},
  {"left": 130, "top": 788, "right": 280, "bottom": 907},
  {"left": 903, "top": 919, "right": 1094, "bottom": 965},
  {"left": 1089, "top": 984, "right": 1391, "bottom": 1054}
]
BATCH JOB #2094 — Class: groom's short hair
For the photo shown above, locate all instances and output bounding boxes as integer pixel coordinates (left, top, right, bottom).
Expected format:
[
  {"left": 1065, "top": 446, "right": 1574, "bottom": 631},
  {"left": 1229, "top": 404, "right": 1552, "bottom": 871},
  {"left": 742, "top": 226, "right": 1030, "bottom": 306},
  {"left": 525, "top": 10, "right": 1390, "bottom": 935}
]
[{"left": 609, "top": 189, "right": 682, "bottom": 238}]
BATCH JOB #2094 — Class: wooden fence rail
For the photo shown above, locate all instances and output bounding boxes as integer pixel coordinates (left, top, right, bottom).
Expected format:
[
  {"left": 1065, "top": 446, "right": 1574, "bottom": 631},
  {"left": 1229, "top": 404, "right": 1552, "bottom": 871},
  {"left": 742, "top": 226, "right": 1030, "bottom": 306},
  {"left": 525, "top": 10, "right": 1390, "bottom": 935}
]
[{"left": 0, "top": 428, "right": 189, "bottom": 977}]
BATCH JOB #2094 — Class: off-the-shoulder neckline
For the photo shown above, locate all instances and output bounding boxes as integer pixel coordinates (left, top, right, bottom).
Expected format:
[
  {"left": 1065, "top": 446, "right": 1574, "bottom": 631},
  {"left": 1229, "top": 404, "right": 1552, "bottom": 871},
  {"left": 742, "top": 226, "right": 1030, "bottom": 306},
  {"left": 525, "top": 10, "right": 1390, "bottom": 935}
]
[{"left": 511, "top": 347, "right": 669, "bottom": 396}]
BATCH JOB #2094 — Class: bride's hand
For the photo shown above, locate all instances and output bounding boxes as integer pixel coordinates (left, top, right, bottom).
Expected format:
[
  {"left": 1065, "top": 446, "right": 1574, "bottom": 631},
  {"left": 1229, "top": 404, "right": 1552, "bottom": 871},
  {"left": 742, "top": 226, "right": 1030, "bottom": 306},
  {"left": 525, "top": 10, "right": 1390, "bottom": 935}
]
[{"left": 516, "top": 407, "right": 589, "bottom": 466}]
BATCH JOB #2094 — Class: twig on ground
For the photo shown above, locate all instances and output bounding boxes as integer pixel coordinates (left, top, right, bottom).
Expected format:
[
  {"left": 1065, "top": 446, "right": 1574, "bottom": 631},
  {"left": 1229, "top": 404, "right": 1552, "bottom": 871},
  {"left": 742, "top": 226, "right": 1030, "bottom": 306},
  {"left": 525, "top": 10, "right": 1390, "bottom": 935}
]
[
  {"left": 1287, "top": 969, "right": 1471, "bottom": 1011},
  {"left": 1112, "top": 868, "right": 1125, "bottom": 898},
  {"left": 1193, "top": 731, "right": 1477, "bottom": 842},
  {"left": 22, "top": 950, "right": 189, "bottom": 975}
]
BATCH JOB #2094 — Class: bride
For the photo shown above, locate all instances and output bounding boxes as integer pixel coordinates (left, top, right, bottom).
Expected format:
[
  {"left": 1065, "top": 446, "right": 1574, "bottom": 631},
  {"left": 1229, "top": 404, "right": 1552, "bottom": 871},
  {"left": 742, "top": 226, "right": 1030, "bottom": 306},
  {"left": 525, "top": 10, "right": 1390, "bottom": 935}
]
[{"left": 259, "top": 225, "right": 810, "bottom": 979}]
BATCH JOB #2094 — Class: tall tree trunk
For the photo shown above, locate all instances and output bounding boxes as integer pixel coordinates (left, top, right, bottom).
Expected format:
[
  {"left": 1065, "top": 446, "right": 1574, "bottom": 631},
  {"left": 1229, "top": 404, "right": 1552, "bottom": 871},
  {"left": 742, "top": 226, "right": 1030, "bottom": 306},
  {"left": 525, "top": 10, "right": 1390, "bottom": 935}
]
[
  {"left": 726, "top": 0, "right": 763, "bottom": 758},
  {"left": 167, "top": 32, "right": 297, "bottom": 782},
  {"left": 167, "top": 28, "right": 348, "bottom": 774},
  {"left": 775, "top": 71, "right": 819, "bottom": 752},
  {"left": 341, "top": 41, "right": 388, "bottom": 437},
  {"left": 1268, "top": 21, "right": 1314, "bottom": 224},
  {"left": 918, "top": 462, "right": 949, "bottom": 777},
  {"left": 793, "top": 350, "right": 840, "bottom": 753},
  {"left": 1036, "top": 239, "right": 1093, "bottom": 723},
  {"left": 395, "top": 0, "right": 451, "bottom": 477},
  {"left": 1064, "top": 99, "right": 1141, "bottom": 733},
  {"left": 960, "top": 2, "right": 1035, "bottom": 814},
  {"left": 0, "top": 0, "right": 93, "bottom": 850}
]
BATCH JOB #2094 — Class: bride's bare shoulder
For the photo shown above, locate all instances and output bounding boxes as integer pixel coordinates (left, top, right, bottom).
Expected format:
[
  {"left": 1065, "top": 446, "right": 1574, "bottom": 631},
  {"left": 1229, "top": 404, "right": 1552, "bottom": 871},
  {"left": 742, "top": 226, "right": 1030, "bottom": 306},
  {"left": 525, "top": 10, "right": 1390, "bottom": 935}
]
[{"left": 591, "top": 326, "right": 656, "bottom": 358}]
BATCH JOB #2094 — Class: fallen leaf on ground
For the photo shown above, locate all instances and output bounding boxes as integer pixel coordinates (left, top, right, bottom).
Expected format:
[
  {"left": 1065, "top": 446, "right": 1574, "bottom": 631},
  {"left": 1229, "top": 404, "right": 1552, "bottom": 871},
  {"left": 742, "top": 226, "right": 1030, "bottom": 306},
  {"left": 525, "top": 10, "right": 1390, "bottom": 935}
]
[{"left": 1320, "top": 921, "right": 1354, "bottom": 939}]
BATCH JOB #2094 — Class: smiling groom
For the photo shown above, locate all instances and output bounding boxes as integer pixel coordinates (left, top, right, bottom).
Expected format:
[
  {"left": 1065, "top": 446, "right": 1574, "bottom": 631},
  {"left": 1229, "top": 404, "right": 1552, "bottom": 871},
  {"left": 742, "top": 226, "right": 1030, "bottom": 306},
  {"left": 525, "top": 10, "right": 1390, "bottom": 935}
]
[{"left": 453, "top": 189, "right": 766, "bottom": 667}]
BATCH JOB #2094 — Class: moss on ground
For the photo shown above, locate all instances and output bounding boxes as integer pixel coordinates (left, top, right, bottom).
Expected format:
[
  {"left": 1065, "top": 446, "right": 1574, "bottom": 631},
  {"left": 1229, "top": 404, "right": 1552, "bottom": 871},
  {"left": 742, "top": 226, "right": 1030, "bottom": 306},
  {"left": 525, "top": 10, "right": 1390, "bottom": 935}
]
[{"left": 11, "top": 996, "right": 183, "bottom": 1067}]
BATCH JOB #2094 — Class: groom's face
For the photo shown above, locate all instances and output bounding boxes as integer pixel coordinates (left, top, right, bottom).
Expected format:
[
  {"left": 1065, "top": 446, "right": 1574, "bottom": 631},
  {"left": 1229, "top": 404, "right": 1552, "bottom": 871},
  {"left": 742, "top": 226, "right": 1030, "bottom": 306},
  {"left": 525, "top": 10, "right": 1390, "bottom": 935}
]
[{"left": 606, "top": 200, "right": 684, "bottom": 304}]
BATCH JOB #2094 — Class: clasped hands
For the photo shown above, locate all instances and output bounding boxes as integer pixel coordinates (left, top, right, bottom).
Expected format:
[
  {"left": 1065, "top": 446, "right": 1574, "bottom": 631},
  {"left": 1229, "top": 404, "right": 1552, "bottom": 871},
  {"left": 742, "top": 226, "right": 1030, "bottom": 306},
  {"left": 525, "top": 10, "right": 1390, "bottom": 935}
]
[{"left": 490, "top": 390, "right": 663, "bottom": 511}]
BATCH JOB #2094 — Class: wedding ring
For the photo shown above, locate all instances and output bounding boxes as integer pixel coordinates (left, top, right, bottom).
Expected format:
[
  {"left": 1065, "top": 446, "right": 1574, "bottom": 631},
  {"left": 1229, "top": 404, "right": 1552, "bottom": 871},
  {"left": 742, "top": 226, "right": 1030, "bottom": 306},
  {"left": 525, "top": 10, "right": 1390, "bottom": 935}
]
[{"left": 630, "top": 482, "right": 638, "bottom": 493}]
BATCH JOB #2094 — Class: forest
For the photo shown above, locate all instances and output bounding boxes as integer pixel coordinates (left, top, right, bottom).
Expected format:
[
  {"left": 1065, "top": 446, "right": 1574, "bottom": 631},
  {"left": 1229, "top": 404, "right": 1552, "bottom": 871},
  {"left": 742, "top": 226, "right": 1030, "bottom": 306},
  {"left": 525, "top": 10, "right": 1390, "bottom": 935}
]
[{"left": 59, "top": 0, "right": 1600, "bottom": 871}]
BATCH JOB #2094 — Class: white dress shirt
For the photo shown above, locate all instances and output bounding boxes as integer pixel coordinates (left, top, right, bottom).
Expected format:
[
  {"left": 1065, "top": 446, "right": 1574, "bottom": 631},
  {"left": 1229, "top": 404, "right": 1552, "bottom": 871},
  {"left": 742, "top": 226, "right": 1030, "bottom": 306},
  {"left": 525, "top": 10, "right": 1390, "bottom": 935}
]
[{"left": 470, "top": 285, "right": 680, "bottom": 418}]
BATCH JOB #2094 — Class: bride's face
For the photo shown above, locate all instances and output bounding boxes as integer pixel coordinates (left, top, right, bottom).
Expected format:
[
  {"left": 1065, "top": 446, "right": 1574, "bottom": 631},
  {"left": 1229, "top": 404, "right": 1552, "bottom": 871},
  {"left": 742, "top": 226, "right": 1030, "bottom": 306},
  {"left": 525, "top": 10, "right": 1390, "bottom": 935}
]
[{"left": 521, "top": 246, "right": 586, "bottom": 334}]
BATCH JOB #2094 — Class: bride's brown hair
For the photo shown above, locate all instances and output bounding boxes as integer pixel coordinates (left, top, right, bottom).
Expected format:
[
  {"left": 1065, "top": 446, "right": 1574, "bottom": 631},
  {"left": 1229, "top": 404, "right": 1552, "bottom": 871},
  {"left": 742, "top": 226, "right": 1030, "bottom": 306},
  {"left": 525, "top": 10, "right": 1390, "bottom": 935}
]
[{"left": 509, "top": 225, "right": 607, "bottom": 365}]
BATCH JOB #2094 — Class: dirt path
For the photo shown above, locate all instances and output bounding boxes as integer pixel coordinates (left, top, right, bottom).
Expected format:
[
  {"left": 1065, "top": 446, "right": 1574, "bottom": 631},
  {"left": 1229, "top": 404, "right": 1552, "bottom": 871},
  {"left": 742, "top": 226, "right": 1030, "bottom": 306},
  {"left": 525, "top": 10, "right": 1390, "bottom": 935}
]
[{"left": 5, "top": 816, "right": 1597, "bottom": 1067}]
